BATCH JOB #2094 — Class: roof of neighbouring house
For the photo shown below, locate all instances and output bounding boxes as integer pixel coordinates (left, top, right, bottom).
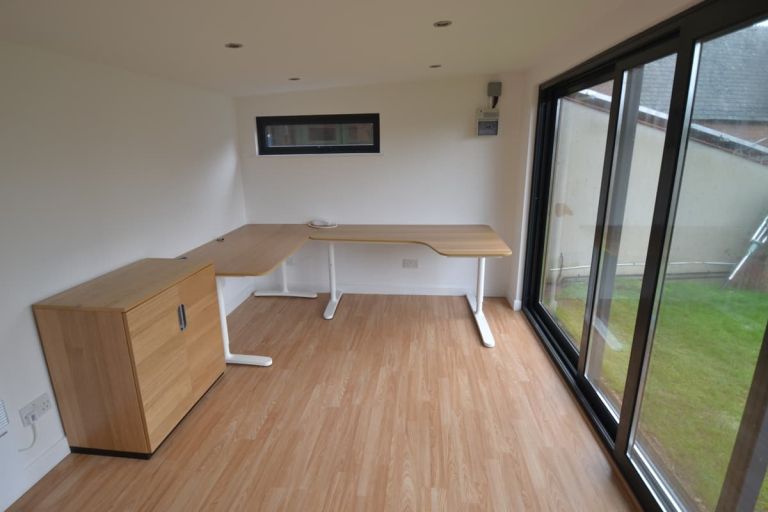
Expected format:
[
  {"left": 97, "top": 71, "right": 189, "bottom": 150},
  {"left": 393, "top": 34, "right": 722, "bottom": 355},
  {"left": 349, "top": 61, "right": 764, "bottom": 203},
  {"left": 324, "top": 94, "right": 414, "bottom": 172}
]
[{"left": 640, "top": 25, "right": 768, "bottom": 122}]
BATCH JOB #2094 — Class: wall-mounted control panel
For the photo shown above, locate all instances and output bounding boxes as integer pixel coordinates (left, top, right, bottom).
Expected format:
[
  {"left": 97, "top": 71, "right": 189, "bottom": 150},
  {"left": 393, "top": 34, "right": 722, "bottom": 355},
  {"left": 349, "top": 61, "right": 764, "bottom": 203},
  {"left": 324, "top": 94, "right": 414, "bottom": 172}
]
[
  {"left": 477, "top": 81, "right": 502, "bottom": 136},
  {"left": 477, "top": 108, "right": 500, "bottom": 136}
]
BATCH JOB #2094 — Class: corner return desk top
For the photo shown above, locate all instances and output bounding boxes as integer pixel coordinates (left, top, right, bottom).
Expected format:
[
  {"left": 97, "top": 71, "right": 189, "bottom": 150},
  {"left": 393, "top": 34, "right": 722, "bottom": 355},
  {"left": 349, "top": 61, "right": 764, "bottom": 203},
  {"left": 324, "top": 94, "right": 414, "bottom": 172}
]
[
  {"left": 310, "top": 224, "right": 512, "bottom": 257},
  {"left": 181, "top": 224, "right": 512, "bottom": 366},
  {"left": 182, "top": 223, "right": 511, "bottom": 272}
]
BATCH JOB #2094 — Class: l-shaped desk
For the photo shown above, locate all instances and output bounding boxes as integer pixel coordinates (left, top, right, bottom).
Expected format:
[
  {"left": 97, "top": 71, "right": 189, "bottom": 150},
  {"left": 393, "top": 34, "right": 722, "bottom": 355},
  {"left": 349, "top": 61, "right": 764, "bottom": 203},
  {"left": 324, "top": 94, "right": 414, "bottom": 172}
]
[{"left": 181, "top": 224, "right": 512, "bottom": 367}]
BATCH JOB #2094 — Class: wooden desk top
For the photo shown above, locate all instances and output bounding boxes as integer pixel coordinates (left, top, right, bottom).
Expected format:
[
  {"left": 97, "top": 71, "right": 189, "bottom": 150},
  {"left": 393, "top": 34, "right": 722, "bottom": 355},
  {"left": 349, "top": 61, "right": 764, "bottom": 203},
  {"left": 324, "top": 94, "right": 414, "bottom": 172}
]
[
  {"left": 180, "top": 224, "right": 312, "bottom": 277},
  {"left": 309, "top": 225, "right": 512, "bottom": 257},
  {"left": 181, "top": 224, "right": 511, "bottom": 277},
  {"left": 34, "top": 258, "right": 211, "bottom": 312}
]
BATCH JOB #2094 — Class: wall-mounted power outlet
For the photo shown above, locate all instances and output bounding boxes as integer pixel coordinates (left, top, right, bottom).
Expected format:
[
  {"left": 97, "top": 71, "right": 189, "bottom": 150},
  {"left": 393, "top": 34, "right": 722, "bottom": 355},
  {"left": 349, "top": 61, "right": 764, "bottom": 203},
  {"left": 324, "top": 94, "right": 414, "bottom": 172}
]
[
  {"left": 19, "top": 393, "right": 53, "bottom": 426},
  {"left": 402, "top": 258, "right": 419, "bottom": 269},
  {"left": 0, "top": 399, "right": 9, "bottom": 438}
]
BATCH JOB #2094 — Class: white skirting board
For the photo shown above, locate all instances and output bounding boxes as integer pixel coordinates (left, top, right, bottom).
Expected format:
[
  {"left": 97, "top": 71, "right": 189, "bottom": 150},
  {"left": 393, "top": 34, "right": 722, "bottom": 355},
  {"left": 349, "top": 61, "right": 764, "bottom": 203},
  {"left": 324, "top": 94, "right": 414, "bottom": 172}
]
[
  {"left": 255, "top": 282, "right": 468, "bottom": 297},
  {"left": 25, "top": 435, "right": 69, "bottom": 477},
  {"left": 224, "top": 280, "right": 512, "bottom": 317},
  {"left": 2, "top": 436, "right": 70, "bottom": 510},
  {"left": 222, "top": 280, "right": 476, "bottom": 315}
]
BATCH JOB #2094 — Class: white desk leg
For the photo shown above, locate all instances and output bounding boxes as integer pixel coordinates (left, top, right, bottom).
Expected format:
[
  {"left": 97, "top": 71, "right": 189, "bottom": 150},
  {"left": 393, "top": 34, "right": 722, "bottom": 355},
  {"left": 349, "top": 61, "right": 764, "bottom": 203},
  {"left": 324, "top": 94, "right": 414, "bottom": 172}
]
[
  {"left": 216, "top": 277, "right": 273, "bottom": 366},
  {"left": 323, "top": 243, "right": 343, "bottom": 320},
  {"left": 465, "top": 257, "right": 496, "bottom": 348},
  {"left": 254, "top": 261, "right": 317, "bottom": 298}
]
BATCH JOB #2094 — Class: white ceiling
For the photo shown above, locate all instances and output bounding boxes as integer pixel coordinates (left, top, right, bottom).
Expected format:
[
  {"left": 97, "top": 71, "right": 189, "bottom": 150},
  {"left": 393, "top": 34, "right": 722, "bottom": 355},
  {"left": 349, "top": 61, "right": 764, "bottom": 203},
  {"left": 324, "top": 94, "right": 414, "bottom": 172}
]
[{"left": 0, "top": 0, "right": 698, "bottom": 97}]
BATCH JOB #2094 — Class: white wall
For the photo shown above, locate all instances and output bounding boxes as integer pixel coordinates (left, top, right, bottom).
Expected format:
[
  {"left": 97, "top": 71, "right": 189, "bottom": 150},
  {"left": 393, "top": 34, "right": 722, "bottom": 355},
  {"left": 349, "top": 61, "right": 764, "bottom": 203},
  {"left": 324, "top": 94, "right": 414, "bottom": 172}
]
[
  {"left": 0, "top": 42, "right": 248, "bottom": 509},
  {"left": 235, "top": 75, "right": 528, "bottom": 299},
  {"left": 0, "top": 2, "right": 705, "bottom": 507}
]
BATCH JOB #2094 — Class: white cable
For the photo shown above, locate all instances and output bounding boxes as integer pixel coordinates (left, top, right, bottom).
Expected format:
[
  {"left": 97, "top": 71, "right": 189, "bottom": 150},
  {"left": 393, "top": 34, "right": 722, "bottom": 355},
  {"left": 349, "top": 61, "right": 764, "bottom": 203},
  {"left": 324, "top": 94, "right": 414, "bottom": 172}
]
[{"left": 18, "top": 422, "right": 37, "bottom": 452}]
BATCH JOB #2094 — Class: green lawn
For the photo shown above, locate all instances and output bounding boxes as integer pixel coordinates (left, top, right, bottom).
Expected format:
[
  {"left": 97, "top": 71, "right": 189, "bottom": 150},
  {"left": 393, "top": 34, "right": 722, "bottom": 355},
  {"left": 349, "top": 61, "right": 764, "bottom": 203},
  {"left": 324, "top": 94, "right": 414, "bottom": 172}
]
[{"left": 545, "top": 277, "right": 768, "bottom": 510}]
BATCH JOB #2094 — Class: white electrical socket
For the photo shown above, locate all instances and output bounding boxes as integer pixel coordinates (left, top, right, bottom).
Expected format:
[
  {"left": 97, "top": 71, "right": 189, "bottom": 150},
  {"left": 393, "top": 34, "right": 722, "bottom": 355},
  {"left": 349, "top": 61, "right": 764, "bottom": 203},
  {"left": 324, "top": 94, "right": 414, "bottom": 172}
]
[
  {"left": 402, "top": 258, "right": 419, "bottom": 269},
  {"left": 19, "top": 393, "right": 53, "bottom": 426}
]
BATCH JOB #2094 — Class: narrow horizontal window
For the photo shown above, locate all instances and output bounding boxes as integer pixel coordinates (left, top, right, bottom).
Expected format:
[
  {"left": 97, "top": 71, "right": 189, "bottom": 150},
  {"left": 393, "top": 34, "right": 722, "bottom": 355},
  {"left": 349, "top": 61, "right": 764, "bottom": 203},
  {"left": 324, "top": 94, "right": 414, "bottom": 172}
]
[{"left": 256, "top": 114, "right": 380, "bottom": 155}]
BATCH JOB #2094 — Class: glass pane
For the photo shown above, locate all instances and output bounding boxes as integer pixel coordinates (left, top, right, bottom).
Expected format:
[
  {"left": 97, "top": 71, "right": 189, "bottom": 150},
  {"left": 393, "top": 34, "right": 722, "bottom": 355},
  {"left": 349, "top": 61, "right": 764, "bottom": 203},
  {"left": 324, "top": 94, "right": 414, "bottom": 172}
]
[
  {"left": 585, "top": 54, "right": 677, "bottom": 418},
  {"left": 630, "top": 20, "right": 768, "bottom": 511},
  {"left": 265, "top": 122, "right": 374, "bottom": 148},
  {"left": 761, "top": 473, "right": 768, "bottom": 512},
  {"left": 540, "top": 80, "right": 613, "bottom": 348}
]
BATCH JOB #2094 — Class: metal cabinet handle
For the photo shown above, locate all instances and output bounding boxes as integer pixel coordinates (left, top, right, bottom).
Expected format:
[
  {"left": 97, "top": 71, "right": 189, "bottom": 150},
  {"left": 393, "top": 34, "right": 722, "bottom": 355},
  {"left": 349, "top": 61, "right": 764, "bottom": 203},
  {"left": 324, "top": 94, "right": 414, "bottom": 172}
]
[{"left": 177, "top": 304, "right": 187, "bottom": 331}]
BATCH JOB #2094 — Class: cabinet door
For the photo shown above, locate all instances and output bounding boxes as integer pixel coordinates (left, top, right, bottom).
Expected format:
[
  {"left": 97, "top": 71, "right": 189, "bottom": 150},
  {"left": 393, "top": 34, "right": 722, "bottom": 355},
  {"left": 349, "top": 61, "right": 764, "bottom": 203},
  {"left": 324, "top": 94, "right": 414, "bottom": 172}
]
[
  {"left": 179, "top": 266, "right": 225, "bottom": 401},
  {"left": 126, "top": 284, "right": 192, "bottom": 451}
]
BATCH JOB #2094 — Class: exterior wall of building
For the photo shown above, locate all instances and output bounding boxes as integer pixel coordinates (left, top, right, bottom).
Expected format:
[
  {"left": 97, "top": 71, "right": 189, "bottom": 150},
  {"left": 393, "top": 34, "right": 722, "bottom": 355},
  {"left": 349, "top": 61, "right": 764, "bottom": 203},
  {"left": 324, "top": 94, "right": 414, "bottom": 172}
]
[{"left": 543, "top": 100, "right": 768, "bottom": 283}]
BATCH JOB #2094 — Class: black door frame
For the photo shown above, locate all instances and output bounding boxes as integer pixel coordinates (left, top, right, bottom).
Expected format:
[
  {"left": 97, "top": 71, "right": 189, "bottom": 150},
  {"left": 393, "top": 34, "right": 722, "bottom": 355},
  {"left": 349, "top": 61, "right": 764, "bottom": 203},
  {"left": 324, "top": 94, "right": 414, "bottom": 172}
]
[{"left": 521, "top": 0, "right": 768, "bottom": 509}]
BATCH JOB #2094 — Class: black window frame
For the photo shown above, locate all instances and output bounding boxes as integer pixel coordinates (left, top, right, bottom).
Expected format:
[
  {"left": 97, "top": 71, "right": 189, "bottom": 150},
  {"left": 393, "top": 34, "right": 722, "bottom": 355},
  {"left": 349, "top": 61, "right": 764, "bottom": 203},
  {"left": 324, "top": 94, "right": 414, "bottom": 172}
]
[
  {"left": 255, "top": 113, "right": 380, "bottom": 155},
  {"left": 522, "top": 0, "right": 768, "bottom": 510}
]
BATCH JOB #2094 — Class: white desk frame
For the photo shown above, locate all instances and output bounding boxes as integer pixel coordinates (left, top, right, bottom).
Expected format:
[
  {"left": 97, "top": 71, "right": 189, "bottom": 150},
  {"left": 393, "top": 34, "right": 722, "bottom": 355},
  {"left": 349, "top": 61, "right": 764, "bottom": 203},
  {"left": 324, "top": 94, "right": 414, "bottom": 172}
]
[
  {"left": 321, "top": 243, "right": 496, "bottom": 348},
  {"left": 466, "top": 257, "right": 495, "bottom": 348},
  {"left": 254, "top": 261, "right": 317, "bottom": 299},
  {"left": 216, "top": 276, "right": 273, "bottom": 367},
  {"left": 214, "top": 256, "right": 315, "bottom": 367}
]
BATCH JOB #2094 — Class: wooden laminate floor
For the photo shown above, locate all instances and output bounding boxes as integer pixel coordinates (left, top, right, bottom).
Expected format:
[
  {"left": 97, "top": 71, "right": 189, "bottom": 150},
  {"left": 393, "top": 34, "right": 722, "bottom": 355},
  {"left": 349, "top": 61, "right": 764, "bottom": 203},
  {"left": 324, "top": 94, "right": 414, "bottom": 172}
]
[{"left": 11, "top": 295, "right": 637, "bottom": 511}]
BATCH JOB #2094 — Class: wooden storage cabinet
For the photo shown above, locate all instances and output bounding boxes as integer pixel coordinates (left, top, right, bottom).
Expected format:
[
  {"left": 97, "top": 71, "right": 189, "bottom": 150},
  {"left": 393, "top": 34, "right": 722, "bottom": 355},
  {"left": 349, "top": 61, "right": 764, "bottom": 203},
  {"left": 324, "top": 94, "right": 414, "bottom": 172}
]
[{"left": 33, "top": 259, "right": 225, "bottom": 457}]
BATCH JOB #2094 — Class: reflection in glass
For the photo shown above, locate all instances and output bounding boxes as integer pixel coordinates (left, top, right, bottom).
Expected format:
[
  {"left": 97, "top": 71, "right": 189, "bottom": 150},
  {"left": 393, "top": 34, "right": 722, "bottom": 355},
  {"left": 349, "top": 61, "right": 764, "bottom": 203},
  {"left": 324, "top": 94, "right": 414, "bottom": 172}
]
[
  {"left": 540, "top": 81, "right": 613, "bottom": 349},
  {"left": 584, "top": 54, "right": 677, "bottom": 418},
  {"left": 630, "top": 20, "right": 768, "bottom": 511},
  {"left": 265, "top": 122, "right": 374, "bottom": 148}
]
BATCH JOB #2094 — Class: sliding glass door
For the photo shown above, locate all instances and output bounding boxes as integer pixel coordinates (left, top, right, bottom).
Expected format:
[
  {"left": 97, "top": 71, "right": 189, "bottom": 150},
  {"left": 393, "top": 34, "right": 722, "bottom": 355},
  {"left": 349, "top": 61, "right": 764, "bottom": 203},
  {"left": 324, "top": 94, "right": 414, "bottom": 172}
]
[
  {"left": 584, "top": 54, "right": 676, "bottom": 419},
  {"left": 540, "top": 81, "right": 614, "bottom": 352},
  {"left": 627, "top": 21, "right": 768, "bottom": 511},
  {"left": 523, "top": 2, "right": 768, "bottom": 510}
]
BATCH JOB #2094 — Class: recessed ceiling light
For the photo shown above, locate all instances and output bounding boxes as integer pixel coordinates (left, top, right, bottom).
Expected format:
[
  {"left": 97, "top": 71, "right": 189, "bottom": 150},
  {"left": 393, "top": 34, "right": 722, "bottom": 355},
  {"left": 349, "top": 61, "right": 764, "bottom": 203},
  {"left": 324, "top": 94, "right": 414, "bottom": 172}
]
[
  {"left": 433, "top": 20, "right": 452, "bottom": 28},
  {"left": 429, "top": 64, "right": 442, "bottom": 68},
  {"left": 289, "top": 77, "right": 301, "bottom": 81},
  {"left": 224, "top": 43, "right": 243, "bottom": 49}
]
